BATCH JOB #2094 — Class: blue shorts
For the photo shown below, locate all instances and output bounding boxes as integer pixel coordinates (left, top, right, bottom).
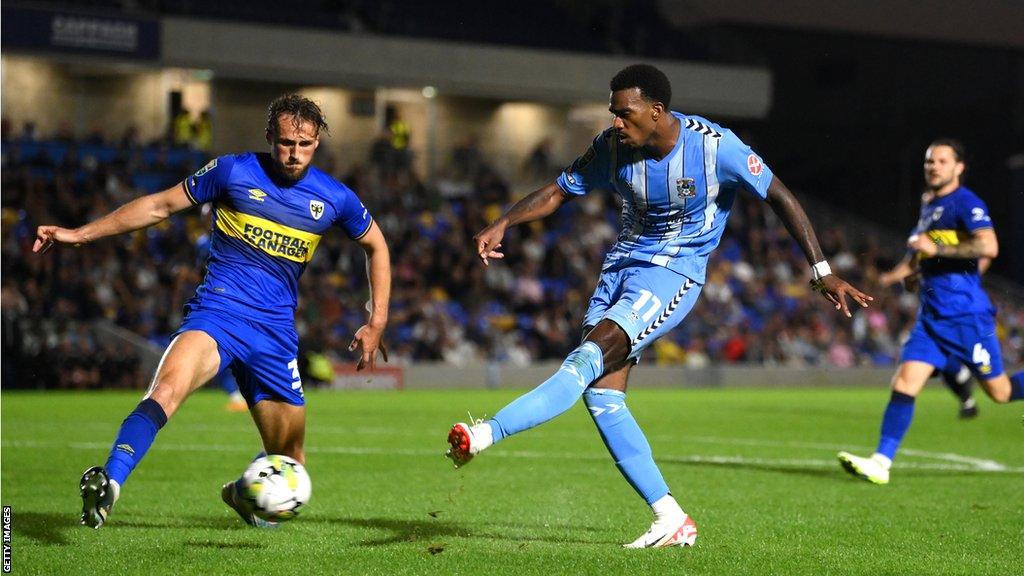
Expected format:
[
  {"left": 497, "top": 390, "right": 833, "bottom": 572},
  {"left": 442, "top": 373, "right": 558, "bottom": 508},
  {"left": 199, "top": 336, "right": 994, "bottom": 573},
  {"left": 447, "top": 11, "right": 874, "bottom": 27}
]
[
  {"left": 583, "top": 261, "right": 702, "bottom": 361},
  {"left": 174, "top": 307, "right": 305, "bottom": 406},
  {"left": 900, "top": 313, "right": 1004, "bottom": 380}
]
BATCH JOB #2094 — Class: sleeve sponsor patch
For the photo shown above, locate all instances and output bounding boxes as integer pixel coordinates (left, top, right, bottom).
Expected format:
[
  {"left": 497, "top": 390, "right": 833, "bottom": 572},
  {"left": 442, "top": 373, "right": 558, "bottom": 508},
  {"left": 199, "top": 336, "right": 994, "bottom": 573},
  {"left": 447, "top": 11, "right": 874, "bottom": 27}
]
[
  {"left": 747, "top": 154, "right": 763, "bottom": 176},
  {"left": 194, "top": 158, "right": 218, "bottom": 178}
]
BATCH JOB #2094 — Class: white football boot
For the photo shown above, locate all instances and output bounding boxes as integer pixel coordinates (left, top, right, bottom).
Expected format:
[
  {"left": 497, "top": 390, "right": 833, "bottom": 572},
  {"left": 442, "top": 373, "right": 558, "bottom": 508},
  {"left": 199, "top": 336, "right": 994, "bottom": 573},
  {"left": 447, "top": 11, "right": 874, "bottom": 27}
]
[
  {"left": 837, "top": 451, "right": 891, "bottom": 484},
  {"left": 445, "top": 421, "right": 493, "bottom": 468},
  {"left": 624, "top": 496, "right": 698, "bottom": 548}
]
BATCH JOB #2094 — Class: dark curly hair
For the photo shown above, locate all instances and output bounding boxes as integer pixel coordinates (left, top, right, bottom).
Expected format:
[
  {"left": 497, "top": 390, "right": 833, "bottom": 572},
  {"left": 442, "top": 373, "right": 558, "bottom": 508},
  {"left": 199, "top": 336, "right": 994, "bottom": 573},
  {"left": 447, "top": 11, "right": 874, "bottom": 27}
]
[
  {"left": 928, "top": 138, "right": 966, "bottom": 164},
  {"left": 610, "top": 64, "right": 672, "bottom": 109},
  {"left": 266, "top": 94, "right": 329, "bottom": 137}
]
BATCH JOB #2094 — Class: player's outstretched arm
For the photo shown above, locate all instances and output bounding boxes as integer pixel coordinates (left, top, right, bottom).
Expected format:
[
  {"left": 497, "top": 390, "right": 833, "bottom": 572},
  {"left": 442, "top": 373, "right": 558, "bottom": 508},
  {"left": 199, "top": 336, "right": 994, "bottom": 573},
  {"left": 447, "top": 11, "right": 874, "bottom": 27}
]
[
  {"left": 349, "top": 221, "right": 391, "bottom": 371},
  {"left": 33, "top": 183, "right": 194, "bottom": 253},
  {"left": 764, "top": 176, "right": 873, "bottom": 317},
  {"left": 473, "top": 181, "right": 569, "bottom": 266}
]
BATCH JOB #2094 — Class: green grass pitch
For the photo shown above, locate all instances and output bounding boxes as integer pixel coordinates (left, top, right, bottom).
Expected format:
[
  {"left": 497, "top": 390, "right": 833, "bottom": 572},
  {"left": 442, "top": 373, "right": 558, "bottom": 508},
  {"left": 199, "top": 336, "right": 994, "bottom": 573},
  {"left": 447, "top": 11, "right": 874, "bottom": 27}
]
[{"left": 2, "top": 387, "right": 1022, "bottom": 575}]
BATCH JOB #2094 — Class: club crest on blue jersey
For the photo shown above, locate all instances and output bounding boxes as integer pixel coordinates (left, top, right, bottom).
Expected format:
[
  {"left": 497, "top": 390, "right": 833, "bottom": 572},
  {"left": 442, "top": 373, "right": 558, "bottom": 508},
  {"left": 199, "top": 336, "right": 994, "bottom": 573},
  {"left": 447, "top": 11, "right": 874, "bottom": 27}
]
[
  {"left": 676, "top": 178, "right": 696, "bottom": 199},
  {"left": 309, "top": 200, "right": 325, "bottom": 221}
]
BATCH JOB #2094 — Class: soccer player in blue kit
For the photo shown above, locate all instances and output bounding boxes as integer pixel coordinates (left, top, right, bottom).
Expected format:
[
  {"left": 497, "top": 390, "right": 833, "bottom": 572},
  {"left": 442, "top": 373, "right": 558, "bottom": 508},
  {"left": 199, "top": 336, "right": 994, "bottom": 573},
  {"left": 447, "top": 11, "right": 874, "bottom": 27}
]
[
  {"left": 839, "top": 139, "right": 1024, "bottom": 485},
  {"left": 445, "top": 64, "right": 872, "bottom": 547},
  {"left": 33, "top": 95, "right": 392, "bottom": 528},
  {"left": 877, "top": 188, "right": 991, "bottom": 420}
]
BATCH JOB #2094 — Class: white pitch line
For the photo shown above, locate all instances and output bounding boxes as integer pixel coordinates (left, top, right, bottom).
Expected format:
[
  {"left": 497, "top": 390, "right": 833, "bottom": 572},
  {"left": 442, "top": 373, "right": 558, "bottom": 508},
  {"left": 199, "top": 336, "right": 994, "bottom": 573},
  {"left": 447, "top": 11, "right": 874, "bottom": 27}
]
[
  {"left": 683, "top": 435, "right": 1009, "bottom": 472},
  {"left": 10, "top": 420, "right": 1010, "bottom": 470},
  {"left": 3, "top": 440, "right": 1023, "bottom": 474},
  {"left": 6, "top": 421, "right": 1014, "bottom": 471}
]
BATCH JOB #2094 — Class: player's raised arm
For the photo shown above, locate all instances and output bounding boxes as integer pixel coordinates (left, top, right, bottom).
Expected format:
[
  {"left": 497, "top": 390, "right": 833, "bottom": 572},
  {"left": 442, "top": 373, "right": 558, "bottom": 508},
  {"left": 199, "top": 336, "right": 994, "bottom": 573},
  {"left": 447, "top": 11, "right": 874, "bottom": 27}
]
[
  {"left": 33, "top": 183, "right": 195, "bottom": 253},
  {"left": 349, "top": 220, "right": 391, "bottom": 370},
  {"left": 764, "top": 176, "right": 873, "bottom": 317},
  {"left": 473, "top": 181, "right": 569, "bottom": 266}
]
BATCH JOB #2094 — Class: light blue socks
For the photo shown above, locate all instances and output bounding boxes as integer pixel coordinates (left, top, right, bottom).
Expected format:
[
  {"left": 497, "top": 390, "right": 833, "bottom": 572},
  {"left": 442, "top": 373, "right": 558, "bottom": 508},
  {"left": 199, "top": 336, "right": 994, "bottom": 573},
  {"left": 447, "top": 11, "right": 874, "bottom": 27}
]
[
  {"left": 584, "top": 388, "right": 670, "bottom": 505},
  {"left": 489, "top": 342, "right": 604, "bottom": 442}
]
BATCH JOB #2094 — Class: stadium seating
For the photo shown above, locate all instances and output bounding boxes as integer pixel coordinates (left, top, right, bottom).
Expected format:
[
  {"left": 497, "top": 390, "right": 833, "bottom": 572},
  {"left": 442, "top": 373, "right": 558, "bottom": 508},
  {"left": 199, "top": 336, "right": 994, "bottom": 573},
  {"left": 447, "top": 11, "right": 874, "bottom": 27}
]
[{"left": 2, "top": 130, "right": 1021, "bottom": 388}]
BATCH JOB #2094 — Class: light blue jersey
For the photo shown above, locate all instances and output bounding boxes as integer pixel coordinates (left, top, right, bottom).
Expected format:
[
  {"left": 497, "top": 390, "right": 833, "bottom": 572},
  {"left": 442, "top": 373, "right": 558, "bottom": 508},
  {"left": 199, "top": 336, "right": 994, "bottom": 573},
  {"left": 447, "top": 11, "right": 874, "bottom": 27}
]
[{"left": 557, "top": 112, "right": 773, "bottom": 283}]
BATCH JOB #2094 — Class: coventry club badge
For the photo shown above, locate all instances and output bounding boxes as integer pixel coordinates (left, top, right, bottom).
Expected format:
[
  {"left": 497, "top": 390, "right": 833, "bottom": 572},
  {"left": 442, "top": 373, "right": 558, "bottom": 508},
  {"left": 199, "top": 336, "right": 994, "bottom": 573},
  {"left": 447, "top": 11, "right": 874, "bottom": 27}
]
[
  {"left": 309, "top": 200, "right": 325, "bottom": 221},
  {"left": 676, "top": 178, "right": 696, "bottom": 199}
]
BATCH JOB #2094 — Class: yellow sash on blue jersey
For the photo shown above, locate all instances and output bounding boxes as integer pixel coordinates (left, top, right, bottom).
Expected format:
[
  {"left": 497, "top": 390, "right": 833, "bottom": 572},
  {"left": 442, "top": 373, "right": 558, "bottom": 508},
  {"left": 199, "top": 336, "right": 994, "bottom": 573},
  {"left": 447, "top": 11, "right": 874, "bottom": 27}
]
[
  {"left": 919, "top": 229, "right": 970, "bottom": 260},
  {"left": 215, "top": 207, "right": 321, "bottom": 263}
]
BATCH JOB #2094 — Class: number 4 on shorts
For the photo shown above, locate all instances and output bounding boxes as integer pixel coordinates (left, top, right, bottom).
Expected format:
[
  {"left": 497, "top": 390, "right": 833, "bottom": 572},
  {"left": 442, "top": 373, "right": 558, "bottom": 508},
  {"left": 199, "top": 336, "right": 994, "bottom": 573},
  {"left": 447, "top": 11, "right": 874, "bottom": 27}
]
[{"left": 972, "top": 343, "right": 991, "bottom": 370}]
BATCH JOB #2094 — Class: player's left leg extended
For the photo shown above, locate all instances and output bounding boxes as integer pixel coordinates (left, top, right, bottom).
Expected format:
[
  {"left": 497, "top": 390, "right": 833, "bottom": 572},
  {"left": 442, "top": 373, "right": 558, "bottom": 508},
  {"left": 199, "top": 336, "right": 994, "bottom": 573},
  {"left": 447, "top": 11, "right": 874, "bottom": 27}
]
[
  {"left": 221, "top": 398, "right": 306, "bottom": 524},
  {"left": 249, "top": 399, "right": 307, "bottom": 463},
  {"left": 221, "top": 400, "right": 306, "bottom": 528},
  {"left": 219, "top": 322, "right": 307, "bottom": 528}
]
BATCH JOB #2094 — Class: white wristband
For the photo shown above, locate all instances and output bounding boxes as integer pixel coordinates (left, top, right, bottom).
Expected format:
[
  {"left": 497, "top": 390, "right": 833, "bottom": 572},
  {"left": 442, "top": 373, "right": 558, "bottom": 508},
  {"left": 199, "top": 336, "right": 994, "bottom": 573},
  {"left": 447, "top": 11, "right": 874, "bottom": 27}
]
[{"left": 812, "top": 260, "right": 832, "bottom": 281}]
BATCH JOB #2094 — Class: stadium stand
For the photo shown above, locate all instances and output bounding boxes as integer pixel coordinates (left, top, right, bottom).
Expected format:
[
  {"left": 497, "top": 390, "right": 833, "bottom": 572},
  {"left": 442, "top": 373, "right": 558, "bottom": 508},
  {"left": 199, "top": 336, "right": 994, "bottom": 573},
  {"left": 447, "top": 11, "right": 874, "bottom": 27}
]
[{"left": 4, "top": 123, "right": 1021, "bottom": 389}]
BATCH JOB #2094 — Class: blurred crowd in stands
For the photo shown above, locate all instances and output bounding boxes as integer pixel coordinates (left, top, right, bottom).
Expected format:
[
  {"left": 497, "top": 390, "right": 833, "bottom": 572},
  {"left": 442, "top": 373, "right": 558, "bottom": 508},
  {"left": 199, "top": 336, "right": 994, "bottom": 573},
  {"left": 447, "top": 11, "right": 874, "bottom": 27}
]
[{"left": 3, "top": 120, "right": 1023, "bottom": 389}]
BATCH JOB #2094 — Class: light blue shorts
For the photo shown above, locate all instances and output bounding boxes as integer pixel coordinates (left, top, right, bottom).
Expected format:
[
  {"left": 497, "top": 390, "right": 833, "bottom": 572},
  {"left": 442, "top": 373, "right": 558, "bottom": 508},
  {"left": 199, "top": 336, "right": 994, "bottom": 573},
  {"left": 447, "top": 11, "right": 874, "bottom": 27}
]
[{"left": 582, "top": 261, "right": 702, "bottom": 361}]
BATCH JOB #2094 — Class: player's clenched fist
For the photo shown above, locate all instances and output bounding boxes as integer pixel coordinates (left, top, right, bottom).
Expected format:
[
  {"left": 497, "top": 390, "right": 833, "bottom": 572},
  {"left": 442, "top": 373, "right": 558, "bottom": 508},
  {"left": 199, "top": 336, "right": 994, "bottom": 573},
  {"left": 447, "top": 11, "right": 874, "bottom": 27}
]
[
  {"left": 473, "top": 220, "right": 507, "bottom": 266},
  {"left": 33, "top": 225, "right": 83, "bottom": 253}
]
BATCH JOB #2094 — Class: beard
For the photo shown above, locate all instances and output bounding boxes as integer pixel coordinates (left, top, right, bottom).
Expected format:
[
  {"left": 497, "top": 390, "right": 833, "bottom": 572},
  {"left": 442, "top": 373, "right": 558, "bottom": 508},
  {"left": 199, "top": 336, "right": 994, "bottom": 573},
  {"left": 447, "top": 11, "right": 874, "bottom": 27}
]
[
  {"left": 926, "top": 175, "right": 953, "bottom": 191},
  {"left": 275, "top": 160, "right": 309, "bottom": 182}
]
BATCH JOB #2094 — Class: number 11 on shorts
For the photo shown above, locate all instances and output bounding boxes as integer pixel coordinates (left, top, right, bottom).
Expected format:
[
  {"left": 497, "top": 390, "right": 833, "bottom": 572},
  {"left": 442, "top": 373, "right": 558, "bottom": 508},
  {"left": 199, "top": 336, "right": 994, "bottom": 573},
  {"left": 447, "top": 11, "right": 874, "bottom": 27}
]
[{"left": 633, "top": 290, "right": 663, "bottom": 323}]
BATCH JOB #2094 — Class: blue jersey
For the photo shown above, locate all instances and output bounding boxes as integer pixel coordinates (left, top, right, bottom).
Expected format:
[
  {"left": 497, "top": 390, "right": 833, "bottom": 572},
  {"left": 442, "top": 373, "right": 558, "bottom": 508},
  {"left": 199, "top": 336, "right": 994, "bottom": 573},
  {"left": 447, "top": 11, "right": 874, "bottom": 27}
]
[
  {"left": 910, "top": 186, "right": 994, "bottom": 318},
  {"left": 182, "top": 153, "right": 372, "bottom": 324},
  {"left": 557, "top": 112, "right": 773, "bottom": 283}
]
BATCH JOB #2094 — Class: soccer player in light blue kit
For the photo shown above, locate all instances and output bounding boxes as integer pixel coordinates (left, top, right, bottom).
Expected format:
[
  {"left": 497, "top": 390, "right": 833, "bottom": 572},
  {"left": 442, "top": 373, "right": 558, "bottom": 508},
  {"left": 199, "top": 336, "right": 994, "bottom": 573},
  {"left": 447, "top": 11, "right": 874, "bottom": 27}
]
[
  {"left": 839, "top": 139, "right": 1024, "bottom": 484},
  {"left": 445, "top": 65, "right": 872, "bottom": 547},
  {"left": 33, "top": 95, "right": 392, "bottom": 528}
]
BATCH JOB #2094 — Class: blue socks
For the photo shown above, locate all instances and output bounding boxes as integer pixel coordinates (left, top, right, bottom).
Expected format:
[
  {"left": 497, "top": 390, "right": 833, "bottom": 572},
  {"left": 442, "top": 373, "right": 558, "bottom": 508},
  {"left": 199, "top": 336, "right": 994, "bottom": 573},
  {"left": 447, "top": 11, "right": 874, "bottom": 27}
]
[
  {"left": 584, "top": 388, "right": 669, "bottom": 505},
  {"left": 489, "top": 342, "right": 604, "bottom": 442},
  {"left": 1010, "top": 371, "right": 1024, "bottom": 401},
  {"left": 876, "top": 391, "right": 915, "bottom": 461},
  {"left": 105, "top": 398, "right": 168, "bottom": 486}
]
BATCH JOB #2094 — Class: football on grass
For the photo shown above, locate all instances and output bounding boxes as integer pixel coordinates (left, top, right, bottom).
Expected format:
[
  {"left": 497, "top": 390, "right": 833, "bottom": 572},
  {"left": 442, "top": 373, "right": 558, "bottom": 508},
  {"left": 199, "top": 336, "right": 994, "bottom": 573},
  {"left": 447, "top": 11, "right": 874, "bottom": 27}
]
[{"left": 240, "top": 454, "right": 312, "bottom": 522}]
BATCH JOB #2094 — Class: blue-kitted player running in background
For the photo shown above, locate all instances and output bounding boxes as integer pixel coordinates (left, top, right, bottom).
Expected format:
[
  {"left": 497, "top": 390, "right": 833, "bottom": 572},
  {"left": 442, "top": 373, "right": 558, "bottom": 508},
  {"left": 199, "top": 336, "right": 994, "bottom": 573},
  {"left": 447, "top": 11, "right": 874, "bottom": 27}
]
[
  {"left": 445, "top": 64, "right": 872, "bottom": 548},
  {"left": 839, "top": 139, "right": 1024, "bottom": 484},
  {"left": 877, "top": 186, "right": 994, "bottom": 420},
  {"left": 33, "top": 94, "right": 392, "bottom": 528}
]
